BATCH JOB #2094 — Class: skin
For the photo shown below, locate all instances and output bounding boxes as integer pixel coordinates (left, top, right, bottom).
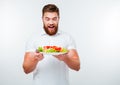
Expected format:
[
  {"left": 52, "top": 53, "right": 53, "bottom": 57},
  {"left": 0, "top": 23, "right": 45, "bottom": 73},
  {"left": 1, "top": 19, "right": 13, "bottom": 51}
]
[
  {"left": 54, "top": 49, "right": 80, "bottom": 71},
  {"left": 43, "top": 12, "right": 59, "bottom": 35},
  {"left": 23, "top": 12, "right": 80, "bottom": 74}
]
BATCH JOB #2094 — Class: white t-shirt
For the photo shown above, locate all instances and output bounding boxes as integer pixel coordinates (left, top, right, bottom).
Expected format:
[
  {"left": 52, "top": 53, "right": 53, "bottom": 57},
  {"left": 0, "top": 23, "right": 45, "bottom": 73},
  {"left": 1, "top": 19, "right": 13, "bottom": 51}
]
[{"left": 25, "top": 30, "right": 76, "bottom": 85}]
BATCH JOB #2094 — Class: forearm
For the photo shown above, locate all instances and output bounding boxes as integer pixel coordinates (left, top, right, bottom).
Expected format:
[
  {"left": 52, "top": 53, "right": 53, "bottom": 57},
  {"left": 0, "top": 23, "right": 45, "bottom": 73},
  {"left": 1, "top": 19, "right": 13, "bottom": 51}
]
[
  {"left": 63, "top": 57, "right": 80, "bottom": 71},
  {"left": 23, "top": 58, "right": 39, "bottom": 74},
  {"left": 23, "top": 52, "right": 41, "bottom": 74}
]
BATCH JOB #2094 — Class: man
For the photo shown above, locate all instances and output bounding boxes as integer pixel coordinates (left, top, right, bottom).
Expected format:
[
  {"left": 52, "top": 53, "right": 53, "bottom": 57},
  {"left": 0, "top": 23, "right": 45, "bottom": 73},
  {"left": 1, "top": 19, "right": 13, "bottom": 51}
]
[{"left": 23, "top": 4, "right": 80, "bottom": 85}]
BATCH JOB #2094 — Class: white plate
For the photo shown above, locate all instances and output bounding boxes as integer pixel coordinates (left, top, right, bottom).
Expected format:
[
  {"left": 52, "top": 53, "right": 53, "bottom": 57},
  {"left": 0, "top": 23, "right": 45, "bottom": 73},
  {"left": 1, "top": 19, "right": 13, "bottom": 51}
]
[{"left": 40, "top": 52, "right": 67, "bottom": 55}]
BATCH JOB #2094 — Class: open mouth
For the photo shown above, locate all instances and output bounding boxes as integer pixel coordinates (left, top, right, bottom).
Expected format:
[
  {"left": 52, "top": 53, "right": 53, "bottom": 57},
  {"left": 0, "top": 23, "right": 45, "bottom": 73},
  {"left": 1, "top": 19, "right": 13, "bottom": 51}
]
[
  {"left": 48, "top": 25, "right": 55, "bottom": 31},
  {"left": 48, "top": 25, "right": 55, "bottom": 29}
]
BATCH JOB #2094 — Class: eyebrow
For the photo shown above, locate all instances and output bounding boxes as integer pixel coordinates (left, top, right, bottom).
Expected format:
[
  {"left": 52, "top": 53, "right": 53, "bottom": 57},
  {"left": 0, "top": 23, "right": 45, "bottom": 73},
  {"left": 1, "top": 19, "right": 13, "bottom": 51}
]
[{"left": 45, "top": 17, "right": 58, "bottom": 18}]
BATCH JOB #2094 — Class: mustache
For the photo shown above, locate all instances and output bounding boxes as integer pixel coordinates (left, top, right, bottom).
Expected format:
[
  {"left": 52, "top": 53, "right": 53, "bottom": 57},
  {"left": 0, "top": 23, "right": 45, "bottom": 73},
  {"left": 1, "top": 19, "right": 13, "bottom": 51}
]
[{"left": 48, "top": 24, "right": 54, "bottom": 26}]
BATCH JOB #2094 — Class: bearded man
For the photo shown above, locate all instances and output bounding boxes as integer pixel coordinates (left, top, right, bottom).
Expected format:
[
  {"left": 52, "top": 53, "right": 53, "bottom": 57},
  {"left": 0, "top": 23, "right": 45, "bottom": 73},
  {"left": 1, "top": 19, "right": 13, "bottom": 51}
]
[{"left": 23, "top": 4, "right": 80, "bottom": 85}]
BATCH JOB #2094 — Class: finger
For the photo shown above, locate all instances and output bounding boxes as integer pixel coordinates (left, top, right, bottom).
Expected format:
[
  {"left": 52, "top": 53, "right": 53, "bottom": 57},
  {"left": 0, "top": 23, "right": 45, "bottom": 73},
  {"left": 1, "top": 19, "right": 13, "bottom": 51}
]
[
  {"left": 35, "top": 49, "right": 39, "bottom": 53},
  {"left": 34, "top": 52, "right": 42, "bottom": 58},
  {"left": 35, "top": 53, "right": 44, "bottom": 61}
]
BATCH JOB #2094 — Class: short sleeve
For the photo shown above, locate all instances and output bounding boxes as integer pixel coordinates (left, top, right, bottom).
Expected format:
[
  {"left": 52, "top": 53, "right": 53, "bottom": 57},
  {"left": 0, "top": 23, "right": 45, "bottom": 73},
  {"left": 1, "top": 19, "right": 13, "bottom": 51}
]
[
  {"left": 25, "top": 38, "right": 36, "bottom": 52},
  {"left": 67, "top": 35, "right": 76, "bottom": 50}
]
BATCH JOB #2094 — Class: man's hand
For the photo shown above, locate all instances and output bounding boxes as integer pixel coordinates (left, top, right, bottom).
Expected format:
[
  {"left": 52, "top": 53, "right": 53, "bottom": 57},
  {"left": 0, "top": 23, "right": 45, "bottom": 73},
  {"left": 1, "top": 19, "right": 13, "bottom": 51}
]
[
  {"left": 53, "top": 53, "right": 68, "bottom": 61},
  {"left": 53, "top": 49, "right": 80, "bottom": 71},
  {"left": 23, "top": 51, "right": 44, "bottom": 74},
  {"left": 34, "top": 52, "right": 44, "bottom": 61}
]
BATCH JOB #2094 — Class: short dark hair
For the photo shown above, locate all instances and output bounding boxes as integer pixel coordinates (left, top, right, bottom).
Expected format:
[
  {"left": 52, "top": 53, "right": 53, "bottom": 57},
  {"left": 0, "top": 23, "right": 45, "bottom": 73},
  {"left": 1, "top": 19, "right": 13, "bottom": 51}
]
[{"left": 42, "top": 4, "right": 59, "bottom": 17}]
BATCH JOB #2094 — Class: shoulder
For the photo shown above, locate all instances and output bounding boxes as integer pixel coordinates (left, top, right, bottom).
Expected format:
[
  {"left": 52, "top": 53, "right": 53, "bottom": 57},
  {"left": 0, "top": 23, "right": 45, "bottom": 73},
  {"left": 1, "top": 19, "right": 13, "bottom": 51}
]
[
  {"left": 60, "top": 30, "right": 75, "bottom": 40},
  {"left": 59, "top": 30, "right": 75, "bottom": 43},
  {"left": 59, "top": 30, "right": 72, "bottom": 38},
  {"left": 26, "top": 34, "right": 40, "bottom": 44}
]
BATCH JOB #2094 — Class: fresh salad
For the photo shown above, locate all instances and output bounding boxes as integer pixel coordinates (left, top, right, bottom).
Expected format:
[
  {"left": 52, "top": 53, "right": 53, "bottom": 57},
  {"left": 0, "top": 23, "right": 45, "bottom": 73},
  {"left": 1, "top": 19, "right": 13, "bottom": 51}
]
[{"left": 37, "top": 46, "right": 68, "bottom": 53}]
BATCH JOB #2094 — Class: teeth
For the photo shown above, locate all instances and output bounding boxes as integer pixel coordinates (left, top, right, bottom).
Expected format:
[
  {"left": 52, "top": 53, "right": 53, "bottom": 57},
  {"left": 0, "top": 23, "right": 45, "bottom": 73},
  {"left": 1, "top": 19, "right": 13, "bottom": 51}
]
[{"left": 48, "top": 26, "right": 54, "bottom": 28}]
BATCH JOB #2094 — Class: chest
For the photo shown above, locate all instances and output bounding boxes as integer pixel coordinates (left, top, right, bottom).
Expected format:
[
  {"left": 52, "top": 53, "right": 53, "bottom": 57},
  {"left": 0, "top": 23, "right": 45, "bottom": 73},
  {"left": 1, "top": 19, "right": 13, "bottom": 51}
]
[{"left": 34, "top": 35, "right": 68, "bottom": 49}]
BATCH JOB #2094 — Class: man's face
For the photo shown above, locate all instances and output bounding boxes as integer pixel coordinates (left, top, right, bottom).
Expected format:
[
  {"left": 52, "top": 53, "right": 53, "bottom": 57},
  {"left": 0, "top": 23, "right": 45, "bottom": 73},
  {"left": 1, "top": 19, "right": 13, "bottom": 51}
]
[{"left": 42, "top": 12, "right": 59, "bottom": 35}]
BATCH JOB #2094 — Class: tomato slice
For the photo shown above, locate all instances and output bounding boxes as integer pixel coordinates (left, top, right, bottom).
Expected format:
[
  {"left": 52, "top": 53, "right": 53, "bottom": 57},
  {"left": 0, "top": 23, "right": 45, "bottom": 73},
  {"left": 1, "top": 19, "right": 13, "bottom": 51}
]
[{"left": 43, "top": 46, "right": 63, "bottom": 52}]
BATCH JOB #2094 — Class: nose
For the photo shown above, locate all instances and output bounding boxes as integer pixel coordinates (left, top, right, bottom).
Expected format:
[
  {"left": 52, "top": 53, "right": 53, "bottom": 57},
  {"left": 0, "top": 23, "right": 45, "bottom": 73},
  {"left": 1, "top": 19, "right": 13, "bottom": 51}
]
[{"left": 49, "top": 20, "right": 54, "bottom": 24}]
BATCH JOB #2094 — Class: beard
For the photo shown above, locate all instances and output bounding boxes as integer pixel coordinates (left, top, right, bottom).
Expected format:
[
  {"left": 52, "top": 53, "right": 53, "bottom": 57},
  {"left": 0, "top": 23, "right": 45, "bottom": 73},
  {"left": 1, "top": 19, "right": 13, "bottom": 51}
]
[{"left": 43, "top": 24, "right": 58, "bottom": 36}]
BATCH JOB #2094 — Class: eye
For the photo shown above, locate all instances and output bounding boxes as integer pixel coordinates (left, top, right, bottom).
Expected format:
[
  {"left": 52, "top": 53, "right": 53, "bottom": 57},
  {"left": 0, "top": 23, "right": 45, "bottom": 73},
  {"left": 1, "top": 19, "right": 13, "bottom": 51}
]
[
  {"left": 53, "top": 17, "right": 58, "bottom": 21},
  {"left": 45, "top": 17, "right": 50, "bottom": 21}
]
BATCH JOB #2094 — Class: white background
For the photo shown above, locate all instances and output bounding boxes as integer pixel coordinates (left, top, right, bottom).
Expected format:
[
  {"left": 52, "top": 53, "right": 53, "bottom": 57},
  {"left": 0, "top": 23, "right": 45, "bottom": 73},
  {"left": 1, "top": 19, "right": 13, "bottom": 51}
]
[{"left": 0, "top": 0, "right": 120, "bottom": 85}]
